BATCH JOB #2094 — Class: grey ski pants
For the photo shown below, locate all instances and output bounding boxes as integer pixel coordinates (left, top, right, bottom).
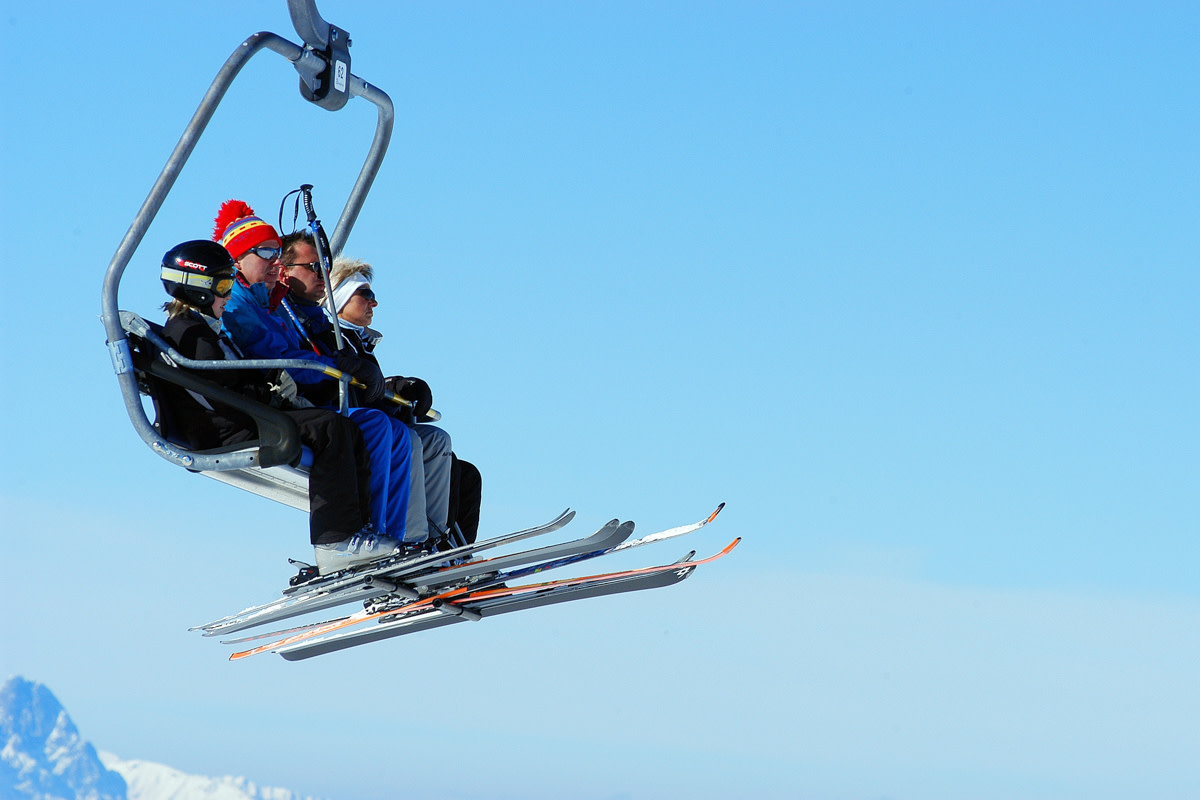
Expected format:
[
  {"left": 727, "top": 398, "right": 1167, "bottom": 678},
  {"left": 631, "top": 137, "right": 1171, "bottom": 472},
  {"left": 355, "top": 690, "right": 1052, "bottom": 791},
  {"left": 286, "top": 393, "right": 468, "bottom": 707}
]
[{"left": 405, "top": 423, "right": 453, "bottom": 541}]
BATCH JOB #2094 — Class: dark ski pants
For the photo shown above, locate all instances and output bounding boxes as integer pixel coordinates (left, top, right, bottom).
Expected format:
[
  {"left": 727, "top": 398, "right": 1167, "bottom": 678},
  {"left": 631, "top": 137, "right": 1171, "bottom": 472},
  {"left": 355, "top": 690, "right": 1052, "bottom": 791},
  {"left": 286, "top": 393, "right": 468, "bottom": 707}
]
[
  {"left": 447, "top": 455, "right": 482, "bottom": 545},
  {"left": 286, "top": 407, "right": 373, "bottom": 546}
]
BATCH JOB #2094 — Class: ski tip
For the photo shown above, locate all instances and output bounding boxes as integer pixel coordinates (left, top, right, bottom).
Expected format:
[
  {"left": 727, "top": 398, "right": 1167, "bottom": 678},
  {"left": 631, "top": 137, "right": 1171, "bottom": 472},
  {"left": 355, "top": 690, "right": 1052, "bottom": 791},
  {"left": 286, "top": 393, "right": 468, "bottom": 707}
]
[
  {"left": 706, "top": 502, "right": 726, "bottom": 524},
  {"left": 229, "top": 645, "right": 267, "bottom": 661}
]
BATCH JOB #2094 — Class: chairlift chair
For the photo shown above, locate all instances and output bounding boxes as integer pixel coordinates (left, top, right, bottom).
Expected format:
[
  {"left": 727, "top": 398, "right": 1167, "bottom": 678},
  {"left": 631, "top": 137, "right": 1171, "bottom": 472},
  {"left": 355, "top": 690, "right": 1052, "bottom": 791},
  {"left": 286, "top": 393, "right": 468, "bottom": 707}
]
[{"left": 101, "top": 0, "right": 400, "bottom": 513}]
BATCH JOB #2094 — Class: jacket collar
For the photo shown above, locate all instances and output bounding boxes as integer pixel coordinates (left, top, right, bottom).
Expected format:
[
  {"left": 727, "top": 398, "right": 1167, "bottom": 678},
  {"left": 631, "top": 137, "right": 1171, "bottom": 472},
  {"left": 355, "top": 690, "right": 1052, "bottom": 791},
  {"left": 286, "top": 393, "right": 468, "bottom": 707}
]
[
  {"left": 337, "top": 316, "right": 383, "bottom": 351},
  {"left": 233, "top": 275, "right": 289, "bottom": 311}
]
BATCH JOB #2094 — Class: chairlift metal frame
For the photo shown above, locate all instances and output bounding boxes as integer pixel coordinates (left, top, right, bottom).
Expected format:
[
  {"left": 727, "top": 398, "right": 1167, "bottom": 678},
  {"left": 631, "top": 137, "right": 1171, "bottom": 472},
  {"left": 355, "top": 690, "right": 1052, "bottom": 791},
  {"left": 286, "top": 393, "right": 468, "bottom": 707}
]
[{"left": 101, "top": 0, "right": 394, "bottom": 502}]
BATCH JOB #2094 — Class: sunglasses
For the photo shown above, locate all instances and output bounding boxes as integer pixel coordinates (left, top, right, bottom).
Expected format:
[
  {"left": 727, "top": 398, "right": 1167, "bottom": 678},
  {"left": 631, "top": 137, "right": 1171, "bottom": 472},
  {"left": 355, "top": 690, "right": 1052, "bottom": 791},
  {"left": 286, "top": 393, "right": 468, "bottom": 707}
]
[
  {"left": 354, "top": 287, "right": 376, "bottom": 302},
  {"left": 213, "top": 276, "right": 235, "bottom": 297},
  {"left": 285, "top": 261, "right": 320, "bottom": 272},
  {"left": 245, "top": 245, "right": 282, "bottom": 261}
]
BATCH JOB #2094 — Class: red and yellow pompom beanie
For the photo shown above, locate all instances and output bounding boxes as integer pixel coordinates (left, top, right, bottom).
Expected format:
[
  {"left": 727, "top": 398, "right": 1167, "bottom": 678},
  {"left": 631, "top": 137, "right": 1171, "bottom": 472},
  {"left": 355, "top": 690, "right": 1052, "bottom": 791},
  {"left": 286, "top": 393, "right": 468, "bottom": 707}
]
[{"left": 212, "top": 200, "right": 280, "bottom": 260}]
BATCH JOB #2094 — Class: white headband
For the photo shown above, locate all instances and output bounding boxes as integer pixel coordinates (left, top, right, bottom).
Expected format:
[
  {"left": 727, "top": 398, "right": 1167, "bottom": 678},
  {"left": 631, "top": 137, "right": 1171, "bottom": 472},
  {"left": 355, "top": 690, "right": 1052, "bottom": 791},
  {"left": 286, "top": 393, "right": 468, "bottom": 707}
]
[{"left": 331, "top": 274, "right": 371, "bottom": 313}]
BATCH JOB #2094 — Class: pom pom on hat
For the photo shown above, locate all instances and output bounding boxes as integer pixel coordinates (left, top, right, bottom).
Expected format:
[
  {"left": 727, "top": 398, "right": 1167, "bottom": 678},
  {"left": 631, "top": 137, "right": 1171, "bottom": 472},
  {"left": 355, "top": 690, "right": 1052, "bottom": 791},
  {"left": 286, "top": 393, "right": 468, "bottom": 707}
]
[{"left": 213, "top": 199, "right": 280, "bottom": 260}]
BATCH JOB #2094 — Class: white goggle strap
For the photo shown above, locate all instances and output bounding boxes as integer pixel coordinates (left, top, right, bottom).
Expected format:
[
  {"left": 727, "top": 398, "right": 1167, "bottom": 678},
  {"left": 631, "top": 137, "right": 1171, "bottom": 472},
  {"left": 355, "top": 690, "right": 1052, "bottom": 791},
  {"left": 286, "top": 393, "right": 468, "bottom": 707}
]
[{"left": 161, "top": 266, "right": 215, "bottom": 290}]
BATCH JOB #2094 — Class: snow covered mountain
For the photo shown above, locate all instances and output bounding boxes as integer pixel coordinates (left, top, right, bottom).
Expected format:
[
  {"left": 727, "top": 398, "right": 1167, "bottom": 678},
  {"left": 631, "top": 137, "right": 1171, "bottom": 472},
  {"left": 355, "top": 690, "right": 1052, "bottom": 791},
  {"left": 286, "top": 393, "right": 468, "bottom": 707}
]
[
  {"left": 96, "top": 754, "right": 325, "bottom": 800},
  {"left": 1, "top": 677, "right": 327, "bottom": 800},
  {"left": 0, "top": 675, "right": 126, "bottom": 800}
]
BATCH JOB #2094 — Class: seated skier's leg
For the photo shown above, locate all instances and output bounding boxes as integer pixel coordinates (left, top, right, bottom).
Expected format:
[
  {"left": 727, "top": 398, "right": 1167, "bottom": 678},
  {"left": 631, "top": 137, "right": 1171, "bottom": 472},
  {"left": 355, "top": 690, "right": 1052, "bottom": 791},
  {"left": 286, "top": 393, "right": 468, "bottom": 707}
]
[
  {"left": 404, "top": 425, "right": 429, "bottom": 544},
  {"left": 411, "top": 424, "right": 452, "bottom": 542},
  {"left": 449, "top": 455, "right": 483, "bottom": 545},
  {"left": 381, "top": 416, "right": 418, "bottom": 543},
  {"left": 284, "top": 407, "right": 373, "bottom": 546},
  {"left": 346, "top": 407, "right": 393, "bottom": 536},
  {"left": 312, "top": 407, "right": 409, "bottom": 574}
]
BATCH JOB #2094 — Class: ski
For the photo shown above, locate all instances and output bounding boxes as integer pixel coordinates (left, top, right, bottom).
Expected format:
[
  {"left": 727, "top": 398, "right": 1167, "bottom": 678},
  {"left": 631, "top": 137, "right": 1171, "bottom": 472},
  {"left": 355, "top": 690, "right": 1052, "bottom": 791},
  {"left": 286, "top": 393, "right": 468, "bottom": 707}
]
[
  {"left": 197, "top": 511, "right": 633, "bottom": 638},
  {"left": 402, "top": 517, "right": 640, "bottom": 592},
  {"left": 191, "top": 508, "right": 576, "bottom": 636},
  {"left": 284, "top": 507, "right": 577, "bottom": 594},
  {"left": 279, "top": 558, "right": 699, "bottom": 661},
  {"left": 226, "top": 520, "right": 631, "bottom": 658},
  {"left": 219, "top": 504, "right": 722, "bottom": 647},
  {"left": 232, "top": 537, "right": 741, "bottom": 661},
  {"left": 217, "top": 617, "right": 350, "bottom": 646},
  {"left": 469, "top": 502, "right": 725, "bottom": 590}
]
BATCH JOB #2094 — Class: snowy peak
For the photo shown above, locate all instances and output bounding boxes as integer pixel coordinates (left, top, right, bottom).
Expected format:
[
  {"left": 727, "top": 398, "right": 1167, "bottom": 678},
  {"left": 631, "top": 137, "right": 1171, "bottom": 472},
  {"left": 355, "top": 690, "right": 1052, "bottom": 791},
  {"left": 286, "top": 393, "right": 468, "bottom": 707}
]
[
  {"left": 97, "top": 753, "right": 324, "bottom": 800},
  {"left": 1, "top": 675, "right": 127, "bottom": 800},
  {"left": 2, "top": 675, "right": 330, "bottom": 800}
]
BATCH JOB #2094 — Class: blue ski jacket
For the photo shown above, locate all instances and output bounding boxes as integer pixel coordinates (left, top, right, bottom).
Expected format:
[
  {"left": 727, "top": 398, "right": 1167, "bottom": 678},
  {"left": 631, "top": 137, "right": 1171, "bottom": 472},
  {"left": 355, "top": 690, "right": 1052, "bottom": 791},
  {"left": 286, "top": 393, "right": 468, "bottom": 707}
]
[{"left": 222, "top": 279, "right": 336, "bottom": 385}]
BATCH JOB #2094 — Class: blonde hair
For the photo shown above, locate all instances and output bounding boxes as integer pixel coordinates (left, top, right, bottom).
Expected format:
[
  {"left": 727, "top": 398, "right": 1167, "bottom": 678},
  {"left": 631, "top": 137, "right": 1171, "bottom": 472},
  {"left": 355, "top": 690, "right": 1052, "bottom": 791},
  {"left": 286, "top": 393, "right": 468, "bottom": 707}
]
[
  {"left": 162, "top": 298, "right": 193, "bottom": 319},
  {"left": 330, "top": 257, "right": 374, "bottom": 290}
]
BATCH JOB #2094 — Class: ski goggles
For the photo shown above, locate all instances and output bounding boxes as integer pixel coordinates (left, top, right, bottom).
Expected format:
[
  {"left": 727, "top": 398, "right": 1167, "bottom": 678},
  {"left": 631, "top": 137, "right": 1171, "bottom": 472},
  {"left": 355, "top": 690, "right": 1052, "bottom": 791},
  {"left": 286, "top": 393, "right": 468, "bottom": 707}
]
[
  {"left": 354, "top": 287, "right": 376, "bottom": 302},
  {"left": 162, "top": 267, "right": 234, "bottom": 297},
  {"left": 212, "top": 276, "right": 235, "bottom": 297}
]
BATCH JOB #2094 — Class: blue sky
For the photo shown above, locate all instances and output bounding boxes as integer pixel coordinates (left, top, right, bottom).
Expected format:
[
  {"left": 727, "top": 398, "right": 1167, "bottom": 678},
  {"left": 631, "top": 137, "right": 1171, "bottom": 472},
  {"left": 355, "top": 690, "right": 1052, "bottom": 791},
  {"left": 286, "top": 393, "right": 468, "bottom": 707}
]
[{"left": 2, "top": 2, "right": 1197, "bottom": 799}]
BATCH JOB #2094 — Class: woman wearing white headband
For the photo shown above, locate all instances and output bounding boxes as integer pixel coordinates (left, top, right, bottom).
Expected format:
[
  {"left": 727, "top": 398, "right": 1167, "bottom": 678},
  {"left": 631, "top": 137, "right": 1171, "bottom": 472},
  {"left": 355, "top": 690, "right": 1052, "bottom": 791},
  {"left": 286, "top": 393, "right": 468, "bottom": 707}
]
[{"left": 325, "top": 258, "right": 459, "bottom": 546}]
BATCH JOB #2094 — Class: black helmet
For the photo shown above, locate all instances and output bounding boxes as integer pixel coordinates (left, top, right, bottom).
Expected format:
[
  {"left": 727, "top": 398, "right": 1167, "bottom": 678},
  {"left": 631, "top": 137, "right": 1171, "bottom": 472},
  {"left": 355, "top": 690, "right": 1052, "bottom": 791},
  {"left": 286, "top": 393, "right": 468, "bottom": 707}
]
[{"left": 161, "top": 240, "right": 236, "bottom": 311}]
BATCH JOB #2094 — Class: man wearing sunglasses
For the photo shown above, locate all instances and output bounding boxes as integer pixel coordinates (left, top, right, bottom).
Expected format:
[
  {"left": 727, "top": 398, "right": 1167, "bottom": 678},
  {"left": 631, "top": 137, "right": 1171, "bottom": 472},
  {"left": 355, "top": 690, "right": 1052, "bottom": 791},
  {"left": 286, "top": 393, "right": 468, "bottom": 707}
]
[
  {"left": 279, "top": 231, "right": 326, "bottom": 309},
  {"left": 216, "top": 201, "right": 388, "bottom": 405},
  {"left": 212, "top": 200, "right": 426, "bottom": 563},
  {"left": 275, "top": 231, "right": 339, "bottom": 407},
  {"left": 274, "top": 241, "right": 474, "bottom": 546}
]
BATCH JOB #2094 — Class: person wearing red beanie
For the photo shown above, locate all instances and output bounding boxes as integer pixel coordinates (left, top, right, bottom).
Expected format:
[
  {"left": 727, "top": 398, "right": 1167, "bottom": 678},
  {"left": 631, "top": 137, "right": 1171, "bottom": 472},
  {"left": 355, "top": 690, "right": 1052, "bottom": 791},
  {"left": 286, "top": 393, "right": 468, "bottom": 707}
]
[{"left": 214, "top": 200, "right": 422, "bottom": 573}]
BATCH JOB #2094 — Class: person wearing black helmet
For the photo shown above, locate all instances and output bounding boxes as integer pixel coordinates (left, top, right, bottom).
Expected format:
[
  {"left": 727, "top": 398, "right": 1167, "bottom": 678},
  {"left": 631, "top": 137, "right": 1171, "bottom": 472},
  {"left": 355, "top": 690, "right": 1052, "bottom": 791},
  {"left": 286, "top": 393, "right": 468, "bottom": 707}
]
[{"left": 158, "top": 240, "right": 396, "bottom": 572}]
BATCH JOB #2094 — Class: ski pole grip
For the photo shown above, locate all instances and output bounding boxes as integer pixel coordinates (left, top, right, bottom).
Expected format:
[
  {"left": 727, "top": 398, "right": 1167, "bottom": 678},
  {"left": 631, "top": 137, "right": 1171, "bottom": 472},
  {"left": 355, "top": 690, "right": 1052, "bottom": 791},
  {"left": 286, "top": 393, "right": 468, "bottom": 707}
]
[{"left": 301, "top": 184, "right": 317, "bottom": 222}]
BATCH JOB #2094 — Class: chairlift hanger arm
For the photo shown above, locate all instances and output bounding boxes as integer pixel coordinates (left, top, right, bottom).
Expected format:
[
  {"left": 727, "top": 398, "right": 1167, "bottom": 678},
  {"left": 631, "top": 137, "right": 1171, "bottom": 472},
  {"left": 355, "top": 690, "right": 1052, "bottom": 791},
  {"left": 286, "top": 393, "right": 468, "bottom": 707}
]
[
  {"left": 287, "top": 0, "right": 336, "bottom": 50},
  {"left": 101, "top": 18, "right": 392, "bottom": 348},
  {"left": 102, "top": 4, "right": 395, "bottom": 473},
  {"left": 287, "top": 0, "right": 352, "bottom": 111}
]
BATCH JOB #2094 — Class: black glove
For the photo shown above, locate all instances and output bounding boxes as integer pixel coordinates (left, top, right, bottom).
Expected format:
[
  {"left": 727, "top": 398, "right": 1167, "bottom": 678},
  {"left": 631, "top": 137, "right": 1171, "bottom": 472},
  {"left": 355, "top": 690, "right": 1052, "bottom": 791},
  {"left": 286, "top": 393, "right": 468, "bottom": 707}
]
[
  {"left": 334, "top": 351, "right": 363, "bottom": 376},
  {"left": 335, "top": 352, "right": 385, "bottom": 404},
  {"left": 384, "top": 375, "right": 433, "bottom": 418}
]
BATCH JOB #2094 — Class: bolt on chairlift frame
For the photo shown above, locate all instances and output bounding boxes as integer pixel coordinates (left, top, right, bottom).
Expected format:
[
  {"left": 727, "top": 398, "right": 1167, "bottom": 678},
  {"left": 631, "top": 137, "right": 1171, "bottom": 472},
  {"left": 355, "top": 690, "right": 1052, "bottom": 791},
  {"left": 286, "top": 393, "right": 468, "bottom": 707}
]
[{"left": 101, "top": 0, "right": 395, "bottom": 509}]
